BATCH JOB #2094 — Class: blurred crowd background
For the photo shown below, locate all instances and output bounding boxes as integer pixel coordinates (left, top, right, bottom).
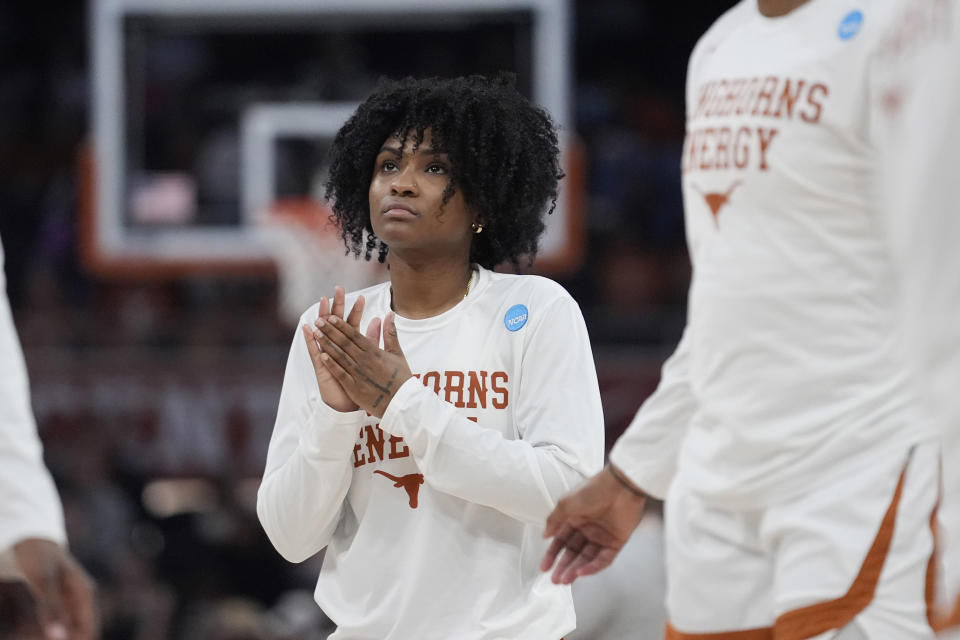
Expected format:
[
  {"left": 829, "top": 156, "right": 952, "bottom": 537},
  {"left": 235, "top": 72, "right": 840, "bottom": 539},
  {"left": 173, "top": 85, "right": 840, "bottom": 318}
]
[{"left": 0, "top": 1, "right": 735, "bottom": 638}]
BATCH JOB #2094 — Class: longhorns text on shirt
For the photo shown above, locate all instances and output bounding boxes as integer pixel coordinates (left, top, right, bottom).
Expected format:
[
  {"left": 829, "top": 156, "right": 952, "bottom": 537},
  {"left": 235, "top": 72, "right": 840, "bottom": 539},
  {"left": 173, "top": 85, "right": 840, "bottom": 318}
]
[{"left": 352, "top": 369, "right": 510, "bottom": 469}]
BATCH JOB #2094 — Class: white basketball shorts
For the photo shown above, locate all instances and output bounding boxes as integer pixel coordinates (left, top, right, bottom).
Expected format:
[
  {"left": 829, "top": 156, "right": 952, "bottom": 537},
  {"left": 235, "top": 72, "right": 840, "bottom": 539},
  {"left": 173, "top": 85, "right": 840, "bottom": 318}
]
[{"left": 664, "top": 441, "right": 940, "bottom": 640}]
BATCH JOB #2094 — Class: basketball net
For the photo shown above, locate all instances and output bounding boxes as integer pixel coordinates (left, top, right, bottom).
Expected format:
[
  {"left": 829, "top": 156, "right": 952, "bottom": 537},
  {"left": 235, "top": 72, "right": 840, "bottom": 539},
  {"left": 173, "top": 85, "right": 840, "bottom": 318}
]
[{"left": 257, "top": 198, "right": 386, "bottom": 325}]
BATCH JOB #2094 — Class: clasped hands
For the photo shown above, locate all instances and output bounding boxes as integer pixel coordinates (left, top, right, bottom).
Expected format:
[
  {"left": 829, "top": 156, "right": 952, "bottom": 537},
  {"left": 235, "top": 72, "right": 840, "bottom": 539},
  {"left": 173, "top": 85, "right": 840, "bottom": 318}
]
[{"left": 301, "top": 286, "right": 412, "bottom": 419}]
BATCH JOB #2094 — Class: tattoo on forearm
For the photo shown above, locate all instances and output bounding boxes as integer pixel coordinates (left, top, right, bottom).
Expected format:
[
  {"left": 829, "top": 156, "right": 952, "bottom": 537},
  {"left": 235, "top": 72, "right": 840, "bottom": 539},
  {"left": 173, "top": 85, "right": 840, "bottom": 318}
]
[
  {"left": 354, "top": 368, "right": 390, "bottom": 393},
  {"left": 352, "top": 366, "right": 401, "bottom": 396},
  {"left": 366, "top": 368, "right": 399, "bottom": 409}
]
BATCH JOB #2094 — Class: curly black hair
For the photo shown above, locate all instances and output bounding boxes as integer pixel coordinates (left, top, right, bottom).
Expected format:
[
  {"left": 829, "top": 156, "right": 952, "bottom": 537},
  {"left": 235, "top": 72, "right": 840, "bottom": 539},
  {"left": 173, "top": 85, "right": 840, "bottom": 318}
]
[{"left": 324, "top": 74, "right": 563, "bottom": 269}]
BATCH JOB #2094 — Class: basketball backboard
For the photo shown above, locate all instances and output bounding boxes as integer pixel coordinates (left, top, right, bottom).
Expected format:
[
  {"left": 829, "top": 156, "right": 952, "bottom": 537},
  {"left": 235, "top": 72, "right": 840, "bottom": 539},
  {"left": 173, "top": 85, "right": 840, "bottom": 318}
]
[{"left": 85, "top": 0, "right": 583, "bottom": 277}]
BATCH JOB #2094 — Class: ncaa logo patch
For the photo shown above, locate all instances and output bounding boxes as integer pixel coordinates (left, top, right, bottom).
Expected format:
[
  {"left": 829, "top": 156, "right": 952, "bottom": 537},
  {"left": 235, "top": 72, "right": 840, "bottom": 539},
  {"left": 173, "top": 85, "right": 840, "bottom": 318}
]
[
  {"left": 838, "top": 9, "right": 864, "bottom": 40},
  {"left": 504, "top": 304, "right": 529, "bottom": 332}
]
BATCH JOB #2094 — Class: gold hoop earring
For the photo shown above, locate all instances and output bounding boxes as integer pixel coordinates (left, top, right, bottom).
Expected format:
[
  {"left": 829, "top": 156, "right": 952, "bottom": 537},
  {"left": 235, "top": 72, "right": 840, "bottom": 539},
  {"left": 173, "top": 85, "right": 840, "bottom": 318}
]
[{"left": 471, "top": 222, "right": 484, "bottom": 234}]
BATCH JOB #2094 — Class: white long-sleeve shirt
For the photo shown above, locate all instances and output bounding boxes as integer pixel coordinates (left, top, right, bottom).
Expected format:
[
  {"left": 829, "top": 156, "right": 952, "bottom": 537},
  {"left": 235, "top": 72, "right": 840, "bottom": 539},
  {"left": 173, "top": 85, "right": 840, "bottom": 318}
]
[
  {"left": 612, "top": 0, "right": 932, "bottom": 509},
  {"left": 0, "top": 239, "right": 67, "bottom": 576},
  {"left": 872, "top": 0, "right": 960, "bottom": 603},
  {"left": 257, "top": 266, "right": 604, "bottom": 640}
]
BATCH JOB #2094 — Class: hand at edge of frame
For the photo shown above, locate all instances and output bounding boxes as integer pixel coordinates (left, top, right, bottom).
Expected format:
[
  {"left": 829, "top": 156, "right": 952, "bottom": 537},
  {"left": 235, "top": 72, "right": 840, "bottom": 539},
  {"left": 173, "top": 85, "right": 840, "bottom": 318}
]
[{"left": 13, "top": 538, "right": 98, "bottom": 640}]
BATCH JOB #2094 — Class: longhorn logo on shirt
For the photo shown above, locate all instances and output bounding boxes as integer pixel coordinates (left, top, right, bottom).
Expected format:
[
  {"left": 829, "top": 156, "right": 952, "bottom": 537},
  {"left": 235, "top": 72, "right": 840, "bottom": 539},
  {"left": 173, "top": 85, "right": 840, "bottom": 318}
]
[
  {"left": 692, "top": 181, "right": 741, "bottom": 227},
  {"left": 374, "top": 470, "right": 425, "bottom": 508}
]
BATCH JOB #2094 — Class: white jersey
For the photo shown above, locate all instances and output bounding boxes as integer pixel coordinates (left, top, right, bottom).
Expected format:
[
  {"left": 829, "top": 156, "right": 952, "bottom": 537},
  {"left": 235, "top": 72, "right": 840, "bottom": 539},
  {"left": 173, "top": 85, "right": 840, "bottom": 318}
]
[
  {"left": 257, "top": 266, "right": 605, "bottom": 640},
  {"left": 871, "top": 0, "right": 960, "bottom": 611},
  {"left": 611, "top": 0, "right": 932, "bottom": 509},
  {"left": 0, "top": 239, "right": 67, "bottom": 576}
]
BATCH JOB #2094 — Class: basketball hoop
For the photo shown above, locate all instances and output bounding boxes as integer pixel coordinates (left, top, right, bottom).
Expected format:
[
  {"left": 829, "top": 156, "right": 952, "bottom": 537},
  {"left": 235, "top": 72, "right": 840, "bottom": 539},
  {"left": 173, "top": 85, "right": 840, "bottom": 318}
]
[{"left": 257, "top": 198, "right": 386, "bottom": 325}]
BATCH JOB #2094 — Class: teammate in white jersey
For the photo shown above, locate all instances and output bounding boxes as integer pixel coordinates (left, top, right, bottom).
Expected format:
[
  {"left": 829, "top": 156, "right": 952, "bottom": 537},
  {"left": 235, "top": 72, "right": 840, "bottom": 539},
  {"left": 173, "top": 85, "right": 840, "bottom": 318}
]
[
  {"left": 542, "top": 2, "right": 942, "bottom": 638},
  {"left": 0, "top": 238, "right": 97, "bottom": 640},
  {"left": 872, "top": 1, "right": 960, "bottom": 635},
  {"left": 257, "top": 75, "right": 605, "bottom": 639}
]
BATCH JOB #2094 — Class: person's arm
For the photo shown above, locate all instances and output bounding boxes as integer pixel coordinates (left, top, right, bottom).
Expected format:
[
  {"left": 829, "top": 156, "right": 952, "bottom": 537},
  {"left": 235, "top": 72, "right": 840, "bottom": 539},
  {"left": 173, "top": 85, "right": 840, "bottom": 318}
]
[
  {"left": 317, "top": 293, "right": 605, "bottom": 525},
  {"left": 0, "top": 248, "right": 67, "bottom": 563},
  {"left": 608, "top": 328, "right": 696, "bottom": 499},
  {"left": 870, "top": 6, "right": 960, "bottom": 439},
  {"left": 0, "top": 241, "right": 97, "bottom": 640},
  {"left": 256, "top": 310, "right": 366, "bottom": 563},
  {"left": 385, "top": 303, "right": 603, "bottom": 523},
  {"left": 540, "top": 329, "right": 696, "bottom": 585}
]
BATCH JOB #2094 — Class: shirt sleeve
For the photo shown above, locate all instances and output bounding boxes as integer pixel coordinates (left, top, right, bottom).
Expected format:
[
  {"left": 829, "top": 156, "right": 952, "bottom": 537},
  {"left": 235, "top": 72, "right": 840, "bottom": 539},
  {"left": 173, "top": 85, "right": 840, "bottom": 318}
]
[
  {"left": 871, "top": 5, "right": 960, "bottom": 494},
  {"left": 0, "top": 240, "right": 67, "bottom": 562},
  {"left": 378, "top": 293, "right": 605, "bottom": 525},
  {"left": 609, "top": 329, "right": 696, "bottom": 500},
  {"left": 256, "top": 311, "right": 366, "bottom": 563}
]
